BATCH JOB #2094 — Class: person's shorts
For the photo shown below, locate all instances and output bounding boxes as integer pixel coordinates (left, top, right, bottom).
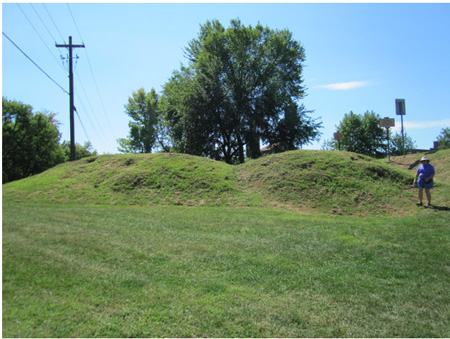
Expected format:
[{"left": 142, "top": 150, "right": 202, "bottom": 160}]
[{"left": 418, "top": 179, "right": 434, "bottom": 189}]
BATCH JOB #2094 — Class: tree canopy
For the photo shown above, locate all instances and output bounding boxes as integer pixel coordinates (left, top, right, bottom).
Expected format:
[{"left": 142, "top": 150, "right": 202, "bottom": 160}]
[
  {"left": 161, "top": 19, "right": 321, "bottom": 163},
  {"left": 3, "top": 97, "right": 65, "bottom": 183},
  {"left": 332, "top": 111, "right": 385, "bottom": 157},
  {"left": 3, "top": 97, "right": 97, "bottom": 183},
  {"left": 436, "top": 127, "right": 450, "bottom": 150}
]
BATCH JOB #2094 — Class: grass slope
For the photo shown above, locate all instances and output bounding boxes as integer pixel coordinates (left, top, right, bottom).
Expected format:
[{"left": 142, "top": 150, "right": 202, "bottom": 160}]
[
  {"left": 3, "top": 203, "right": 449, "bottom": 337},
  {"left": 238, "top": 150, "right": 417, "bottom": 215},
  {"left": 5, "top": 149, "right": 449, "bottom": 215},
  {"left": 2, "top": 153, "right": 249, "bottom": 207},
  {"left": 3, "top": 150, "right": 450, "bottom": 337},
  {"left": 389, "top": 149, "right": 450, "bottom": 185}
]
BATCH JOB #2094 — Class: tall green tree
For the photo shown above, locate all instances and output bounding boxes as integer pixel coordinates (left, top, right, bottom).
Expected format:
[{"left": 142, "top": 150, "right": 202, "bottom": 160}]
[
  {"left": 333, "top": 111, "right": 385, "bottom": 157},
  {"left": 2, "top": 97, "right": 65, "bottom": 183},
  {"left": 162, "top": 19, "right": 321, "bottom": 164},
  {"left": 436, "top": 127, "right": 450, "bottom": 150},
  {"left": 118, "top": 88, "right": 160, "bottom": 153}
]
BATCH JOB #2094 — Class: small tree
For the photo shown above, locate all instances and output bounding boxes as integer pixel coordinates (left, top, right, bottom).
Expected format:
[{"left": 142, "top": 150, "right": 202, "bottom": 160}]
[
  {"left": 118, "top": 88, "right": 159, "bottom": 153},
  {"left": 390, "top": 131, "right": 416, "bottom": 155},
  {"left": 436, "top": 127, "right": 450, "bottom": 150},
  {"left": 61, "top": 141, "right": 97, "bottom": 161},
  {"left": 334, "top": 111, "right": 385, "bottom": 157}
]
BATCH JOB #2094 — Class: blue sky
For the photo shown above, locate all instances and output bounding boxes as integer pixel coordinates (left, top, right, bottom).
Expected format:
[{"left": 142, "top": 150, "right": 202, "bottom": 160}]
[{"left": 2, "top": 2, "right": 450, "bottom": 155}]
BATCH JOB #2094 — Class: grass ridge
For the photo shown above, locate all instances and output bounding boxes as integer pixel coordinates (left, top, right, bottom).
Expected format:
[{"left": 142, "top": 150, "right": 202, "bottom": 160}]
[{"left": 3, "top": 149, "right": 449, "bottom": 215}]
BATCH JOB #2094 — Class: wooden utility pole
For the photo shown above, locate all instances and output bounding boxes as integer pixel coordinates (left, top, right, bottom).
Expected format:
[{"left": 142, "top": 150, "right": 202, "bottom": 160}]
[{"left": 56, "top": 36, "right": 85, "bottom": 161}]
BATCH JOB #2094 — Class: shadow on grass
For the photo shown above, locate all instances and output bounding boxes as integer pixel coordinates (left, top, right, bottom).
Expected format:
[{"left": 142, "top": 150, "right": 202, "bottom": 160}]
[
  {"left": 408, "top": 160, "right": 421, "bottom": 170},
  {"left": 428, "top": 205, "right": 450, "bottom": 211}
]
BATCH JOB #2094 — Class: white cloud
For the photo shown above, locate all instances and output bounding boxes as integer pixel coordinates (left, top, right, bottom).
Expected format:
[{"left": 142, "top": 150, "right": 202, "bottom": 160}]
[
  {"left": 313, "top": 81, "right": 369, "bottom": 91},
  {"left": 393, "top": 119, "right": 450, "bottom": 132}
]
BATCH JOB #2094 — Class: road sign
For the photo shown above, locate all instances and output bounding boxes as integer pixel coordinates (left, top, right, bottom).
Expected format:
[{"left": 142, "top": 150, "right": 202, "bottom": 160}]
[
  {"left": 379, "top": 117, "right": 395, "bottom": 128},
  {"left": 395, "top": 99, "right": 406, "bottom": 115}
]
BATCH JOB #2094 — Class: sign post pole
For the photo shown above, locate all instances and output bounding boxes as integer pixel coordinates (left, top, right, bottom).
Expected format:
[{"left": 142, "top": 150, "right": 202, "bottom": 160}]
[
  {"left": 395, "top": 99, "right": 406, "bottom": 155},
  {"left": 379, "top": 117, "right": 395, "bottom": 162},
  {"left": 334, "top": 131, "right": 343, "bottom": 151}
]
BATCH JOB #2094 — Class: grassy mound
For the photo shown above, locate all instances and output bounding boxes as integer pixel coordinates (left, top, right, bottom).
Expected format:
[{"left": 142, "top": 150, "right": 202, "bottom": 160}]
[
  {"left": 389, "top": 149, "right": 450, "bottom": 185},
  {"left": 5, "top": 149, "right": 444, "bottom": 215},
  {"left": 238, "top": 150, "right": 415, "bottom": 215},
  {"left": 2, "top": 153, "right": 246, "bottom": 207}
]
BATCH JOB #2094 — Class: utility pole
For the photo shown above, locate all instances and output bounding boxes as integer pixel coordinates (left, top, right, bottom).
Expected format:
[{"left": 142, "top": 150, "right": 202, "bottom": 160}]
[{"left": 56, "top": 36, "right": 85, "bottom": 161}]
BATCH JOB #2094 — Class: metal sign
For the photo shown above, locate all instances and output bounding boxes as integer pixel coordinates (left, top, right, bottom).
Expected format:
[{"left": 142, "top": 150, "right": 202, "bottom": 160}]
[
  {"left": 395, "top": 99, "right": 406, "bottom": 115},
  {"left": 334, "top": 132, "right": 343, "bottom": 141},
  {"left": 379, "top": 117, "right": 395, "bottom": 128}
]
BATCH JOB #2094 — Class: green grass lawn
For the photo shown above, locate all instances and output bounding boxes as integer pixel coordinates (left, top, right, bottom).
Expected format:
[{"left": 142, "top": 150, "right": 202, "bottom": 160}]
[{"left": 3, "top": 202, "right": 449, "bottom": 337}]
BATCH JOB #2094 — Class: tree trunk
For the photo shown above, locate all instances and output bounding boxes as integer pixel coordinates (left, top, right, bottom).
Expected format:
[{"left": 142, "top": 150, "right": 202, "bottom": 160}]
[{"left": 237, "top": 135, "right": 245, "bottom": 164}]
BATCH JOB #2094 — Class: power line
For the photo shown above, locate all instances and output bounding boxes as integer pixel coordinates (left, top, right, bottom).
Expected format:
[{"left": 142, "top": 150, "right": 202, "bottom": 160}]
[
  {"left": 83, "top": 54, "right": 115, "bottom": 140},
  {"left": 66, "top": 4, "right": 116, "bottom": 141},
  {"left": 32, "top": 3, "right": 68, "bottom": 72},
  {"left": 2, "top": 32, "right": 69, "bottom": 95},
  {"left": 30, "top": 3, "right": 57, "bottom": 44},
  {"left": 42, "top": 4, "right": 66, "bottom": 44},
  {"left": 66, "top": 4, "right": 84, "bottom": 44},
  {"left": 74, "top": 68, "right": 112, "bottom": 147},
  {"left": 16, "top": 3, "right": 66, "bottom": 75},
  {"left": 74, "top": 106, "right": 92, "bottom": 146}
]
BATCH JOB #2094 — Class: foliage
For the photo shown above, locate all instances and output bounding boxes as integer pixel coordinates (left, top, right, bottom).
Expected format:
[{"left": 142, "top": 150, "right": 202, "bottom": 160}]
[
  {"left": 267, "top": 103, "right": 322, "bottom": 151},
  {"left": 331, "top": 111, "right": 385, "bottom": 157},
  {"left": 118, "top": 88, "right": 161, "bottom": 154},
  {"left": 2, "top": 97, "right": 65, "bottom": 183},
  {"left": 61, "top": 140, "right": 97, "bottom": 161},
  {"left": 3, "top": 202, "right": 449, "bottom": 337},
  {"left": 321, "top": 138, "right": 336, "bottom": 151},
  {"left": 390, "top": 130, "right": 416, "bottom": 155},
  {"left": 162, "top": 19, "right": 321, "bottom": 164},
  {"left": 436, "top": 127, "right": 450, "bottom": 150}
]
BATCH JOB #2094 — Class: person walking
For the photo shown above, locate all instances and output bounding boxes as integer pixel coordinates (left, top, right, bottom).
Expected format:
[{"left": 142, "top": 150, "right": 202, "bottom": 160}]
[{"left": 413, "top": 156, "right": 435, "bottom": 207}]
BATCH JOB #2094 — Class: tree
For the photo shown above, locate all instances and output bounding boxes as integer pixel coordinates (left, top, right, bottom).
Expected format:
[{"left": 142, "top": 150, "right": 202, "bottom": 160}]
[
  {"left": 61, "top": 141, "right": 97, "bottom": 161},
  {"left": 390, "top": 131, "right": 416, "bottom": 155},
  {"left": 162, "top": 19, "right": 321, "bottom": 164},
  {"left": 334, "top": 111, "right": 385, "bottom": 157},
  {"left": 267, "top": 102, "right": 322, "bottom": 151},
  {"left": 2, "top": 97, "right": 65, "bottom": 183},
  {"left": 436, "top": 127, "right": 450, "bottom": 150},
  {"left": 118, "top": 88, "right": 160, "bottom": 153}
]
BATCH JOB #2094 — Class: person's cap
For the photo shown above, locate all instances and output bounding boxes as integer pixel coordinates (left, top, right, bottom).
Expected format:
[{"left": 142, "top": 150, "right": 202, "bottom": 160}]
[{"left": 421, "top": 156, "right": 430, "bottom": 162}]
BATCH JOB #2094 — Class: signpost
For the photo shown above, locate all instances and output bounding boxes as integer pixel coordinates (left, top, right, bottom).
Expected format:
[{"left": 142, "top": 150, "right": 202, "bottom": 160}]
[
  {"left": 334, "top": 131, "right": 343, "bottom": 151},
  {"left": 395, "top": 99, "right": 406, "bottom": 154},
  {"left": 379, "top": 117, "right": 395, "bottom": 162}
]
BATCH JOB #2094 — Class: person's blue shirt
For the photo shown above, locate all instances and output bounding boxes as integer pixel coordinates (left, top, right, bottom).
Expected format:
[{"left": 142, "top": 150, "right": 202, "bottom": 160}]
[{"left": 417, "top": 163, "right": 435, "bottom": 181}]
